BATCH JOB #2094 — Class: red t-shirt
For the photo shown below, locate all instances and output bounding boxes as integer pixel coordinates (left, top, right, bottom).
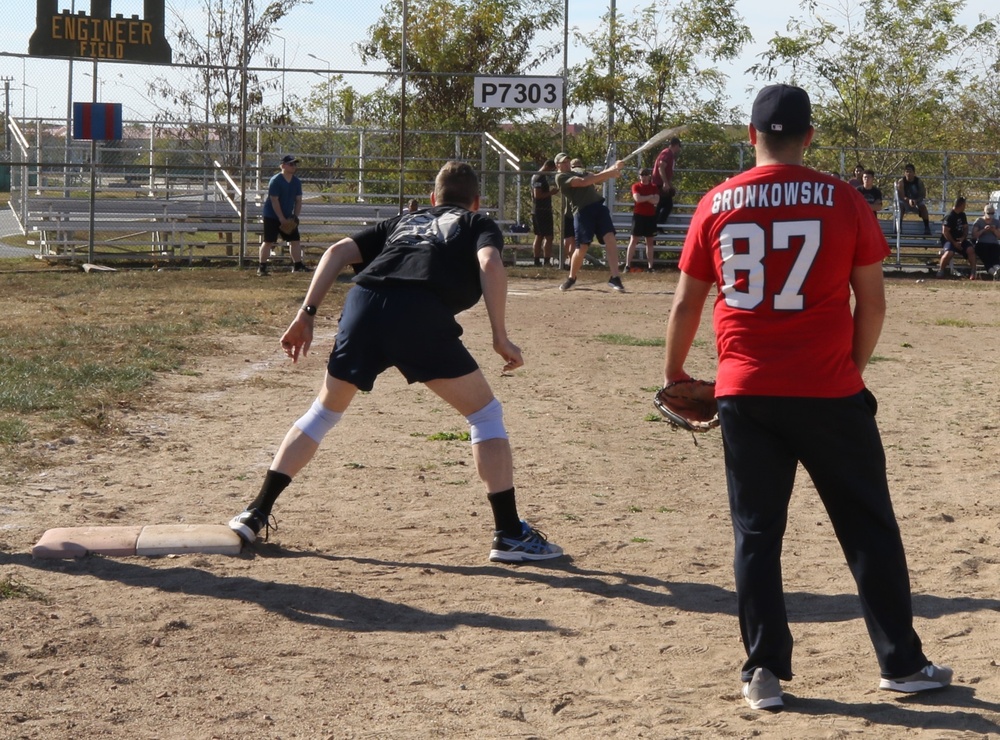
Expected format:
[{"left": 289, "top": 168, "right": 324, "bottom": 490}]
[
  {"left": 632, "top": 181, "right": 659, "bottom": 216},
  {"left": 679, "top": 164, "right": 890, "bottom": 398},
  {"left": 652, "top": 147, "right": 675, "bottom": 189}
]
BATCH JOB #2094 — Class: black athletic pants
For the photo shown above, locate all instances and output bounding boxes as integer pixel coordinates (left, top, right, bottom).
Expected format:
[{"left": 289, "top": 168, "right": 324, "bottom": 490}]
[{"left": 717, "top": 392, "right": 929, "bottom": 683}]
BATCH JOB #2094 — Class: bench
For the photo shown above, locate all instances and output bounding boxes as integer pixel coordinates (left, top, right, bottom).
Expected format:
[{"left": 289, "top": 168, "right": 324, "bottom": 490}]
[{"left": 11, "top": 195, "right": 404, "bottom": 265}]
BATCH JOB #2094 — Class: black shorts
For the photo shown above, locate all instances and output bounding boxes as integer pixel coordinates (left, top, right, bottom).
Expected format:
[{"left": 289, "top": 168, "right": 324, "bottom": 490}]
[
  {"left": 327, "top": 285, "right": 479, "bottom": 392},
  {"left": 532, "top": 210, "right": 554, "bottom": 238},
  {"left": 563, "top": 213, "right": 575, "bottom": 240},
  {"left": 262, "top": 217, "right": 300, "bottom": 243},
  {"left": 631, "top": 213, "right": 657, "bottom": 237}
]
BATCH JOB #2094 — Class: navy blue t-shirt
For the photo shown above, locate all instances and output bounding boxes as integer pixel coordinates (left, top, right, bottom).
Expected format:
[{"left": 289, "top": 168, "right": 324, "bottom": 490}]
[{"left": 352, "top": 205, "right": 503, "bottom": 315}]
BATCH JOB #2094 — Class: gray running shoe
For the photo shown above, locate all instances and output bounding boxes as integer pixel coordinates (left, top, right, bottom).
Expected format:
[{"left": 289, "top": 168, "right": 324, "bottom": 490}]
[
  {"left": 489, "top": 521, "right": 564, "bottom": 563},
  {"left": 879, "top": 663, "right": 953, "bottom": 693},
  {"left": 559, "top": 277, "right": 577, "bottom": 291},
  {"left": 742, "top": 667, "right": 784, "bottom": 711}
]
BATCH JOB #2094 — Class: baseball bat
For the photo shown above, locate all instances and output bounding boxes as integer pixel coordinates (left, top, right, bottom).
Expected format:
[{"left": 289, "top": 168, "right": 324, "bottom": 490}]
[{"left": 620, "top": 124, "right": 689, "bottom": 164}]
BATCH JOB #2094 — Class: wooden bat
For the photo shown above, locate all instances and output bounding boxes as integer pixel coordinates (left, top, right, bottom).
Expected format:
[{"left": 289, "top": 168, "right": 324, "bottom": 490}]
[{"left": 620, "top": 125, "right": 689, "bottom": 164}]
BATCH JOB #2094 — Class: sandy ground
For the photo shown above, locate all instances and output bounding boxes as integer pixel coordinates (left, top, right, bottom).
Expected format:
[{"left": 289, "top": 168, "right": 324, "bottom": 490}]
[{"left": 4, "top": 270, "right": 1000, "bottom": 739}]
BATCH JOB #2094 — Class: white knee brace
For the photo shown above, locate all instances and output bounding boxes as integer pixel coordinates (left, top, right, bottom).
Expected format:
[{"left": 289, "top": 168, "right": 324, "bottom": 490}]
[
  {"left": 466, "top": 398, "right": 507, "bottom": 444},
  {"left": 293, "top": 399, "right": 343, "bottom": 444}
]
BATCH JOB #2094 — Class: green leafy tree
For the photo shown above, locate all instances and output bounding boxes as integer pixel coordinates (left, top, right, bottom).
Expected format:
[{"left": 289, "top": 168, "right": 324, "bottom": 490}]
[
  {"left": 749, "top": 0, "right": 979, "bottom": 166},
  {"left": 359, "top": 0, "right": 563, "bottom": 155},
  {"left": 570, "top": 0, "right": 751, "bottom": 151}
]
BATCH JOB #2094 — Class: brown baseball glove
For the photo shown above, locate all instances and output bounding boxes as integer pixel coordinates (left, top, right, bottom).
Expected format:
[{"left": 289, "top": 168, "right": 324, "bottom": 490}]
[
  {"left": 653, "top": 379, "right": 719, "bottom": 433},
  {"left": 278, "top": 216, "right": 299, "bottom": 237}
]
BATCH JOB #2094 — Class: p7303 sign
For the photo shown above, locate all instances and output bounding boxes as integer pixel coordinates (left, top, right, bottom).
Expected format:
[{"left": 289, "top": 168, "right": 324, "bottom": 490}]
[{"left": 474, "top": 77, "right": 563, "bottom": 109}]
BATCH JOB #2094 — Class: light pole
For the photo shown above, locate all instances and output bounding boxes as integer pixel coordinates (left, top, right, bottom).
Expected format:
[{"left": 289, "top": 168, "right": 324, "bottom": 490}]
[
  {"left": 307, "top": 53, "right": 332, "bottom": 129},
  {"left": 271, "top": 30, "right": 287, "bottom": 112},
  {"left": 83, "top": 72, "right": 104, "bottom": 101}
]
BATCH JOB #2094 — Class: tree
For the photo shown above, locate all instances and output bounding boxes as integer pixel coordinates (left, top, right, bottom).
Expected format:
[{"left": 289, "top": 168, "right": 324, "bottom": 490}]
[
  {"left": 570, "top": 0, "right": 752, "bottom": 153},
  {"left": 358, "top": 0, "right": 563, "bottom": 156},
  {"left": 749, "top": 0, "right": 980, "bottom": 162},
  {"left": 148, "top": 0, "right": 310, "bottom": 164}
]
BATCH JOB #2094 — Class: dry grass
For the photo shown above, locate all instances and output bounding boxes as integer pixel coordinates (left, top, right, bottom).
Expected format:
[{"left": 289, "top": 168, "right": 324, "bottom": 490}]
[{"left": 0, "top": 261, "right": 352, "bottom": 454}]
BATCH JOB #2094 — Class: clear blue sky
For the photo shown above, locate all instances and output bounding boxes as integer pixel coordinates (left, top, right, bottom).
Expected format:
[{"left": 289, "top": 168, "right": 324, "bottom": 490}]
[{"left": 0, "top": 0, "right": 993, "bottom": 122}]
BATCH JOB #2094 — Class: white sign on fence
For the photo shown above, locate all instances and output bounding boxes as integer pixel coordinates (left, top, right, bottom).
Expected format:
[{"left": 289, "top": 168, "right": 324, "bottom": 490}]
[{"left": 474, "top": 77, "right": 563, "bottom": 109}]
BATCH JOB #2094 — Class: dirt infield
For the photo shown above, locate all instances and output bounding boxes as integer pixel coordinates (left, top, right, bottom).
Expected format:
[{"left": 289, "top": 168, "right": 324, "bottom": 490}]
[{"left": 4, "top": 270, "right": 1000, "bottom": 739}]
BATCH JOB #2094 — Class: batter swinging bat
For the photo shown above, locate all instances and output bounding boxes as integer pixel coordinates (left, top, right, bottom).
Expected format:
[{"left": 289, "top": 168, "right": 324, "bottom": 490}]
[{"left": 620, "top": 125, "right": 689, "bottom": 164}]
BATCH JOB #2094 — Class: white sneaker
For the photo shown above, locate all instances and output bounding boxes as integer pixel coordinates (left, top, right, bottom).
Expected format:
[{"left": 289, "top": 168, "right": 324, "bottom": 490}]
[
  {"left": 742, "top": 667, "right": 784, "bottom": 710},
  {"left": 879, "top": 663, "right": 953, "bottom": 693}
]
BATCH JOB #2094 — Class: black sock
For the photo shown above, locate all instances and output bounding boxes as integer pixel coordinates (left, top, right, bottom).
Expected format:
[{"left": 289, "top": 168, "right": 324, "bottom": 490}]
[
  {"left": 487, "top": 487, "right": 521, "bottom": 536},
  {"left": 249, "top": 470, "right": 292, "bottom": 517}
]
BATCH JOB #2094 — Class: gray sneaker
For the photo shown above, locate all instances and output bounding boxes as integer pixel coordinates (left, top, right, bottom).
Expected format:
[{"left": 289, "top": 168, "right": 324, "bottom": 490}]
[
  {"left": 559, "top": 277, "right": 577, "bottom": 291},
  {"left": 879, "top": 663, "right": 953, "bottom": 693},
  {"left": 742, "top": 667, "right": 783, "bottom": 711},
  {"left": 489, "top": 521, "right": 564, "bottom": 563}
]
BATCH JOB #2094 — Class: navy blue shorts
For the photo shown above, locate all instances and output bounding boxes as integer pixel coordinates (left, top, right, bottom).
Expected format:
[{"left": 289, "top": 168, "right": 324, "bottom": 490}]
[
  {"left": 575, "top": 199, "right": 615, "bottom": 245},
  {"left": 327, "top": 285, "right": 479, "bottom": 392}
]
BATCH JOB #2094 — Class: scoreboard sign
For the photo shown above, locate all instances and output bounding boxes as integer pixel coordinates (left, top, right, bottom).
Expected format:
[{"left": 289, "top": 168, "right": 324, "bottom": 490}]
[
  {"left": 474, "top": 77, "right": 563, "bottom": 109},
  {"left": 29, "top": 0, "right": 173, "bottom": 63}
]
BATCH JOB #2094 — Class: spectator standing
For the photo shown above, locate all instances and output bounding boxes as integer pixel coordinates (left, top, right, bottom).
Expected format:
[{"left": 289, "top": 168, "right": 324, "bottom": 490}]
[
  {"left": 553, "top": 152, "right": 626, "bottom": 292},
  {"left": 971, "top": 203, "right": 1000, "bottom": 279},
  {"left": 651, "top": 137, "right": 682, "bottom": 228},
  {"left": 937, "top": 197, "right": 977, "bottom": 279},
  {"left": 259, "top": 154, "right": 310, "bottom": 276},
  {"left": 896, "top": 163, "right": 932, "bottom": 235},
  {"left": 623, "top": 167, "right": 660, "bottom": 272},
  {"left": 847, "top": 163, "right": 865, "bottom": 188},
  {"left": 857, "top": 170, "right": 883, "bottom": 212},
  {"left": 663, "top": 83, "right": 951, "bottom": 711},
  {"left": 530, "top": 159, "right": 557, "bottom": 267}
]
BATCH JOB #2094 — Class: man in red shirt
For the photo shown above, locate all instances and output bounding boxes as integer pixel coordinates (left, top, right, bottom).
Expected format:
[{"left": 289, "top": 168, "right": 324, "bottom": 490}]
[
  {"left": 651, "top": 136, "right": 681, "bottom": 227},
  {"left": 623, "top": 167, "right": 660, "bottom": 271},
  {"left": 662, "top": 84, "right": 951, "bottom": 711}
]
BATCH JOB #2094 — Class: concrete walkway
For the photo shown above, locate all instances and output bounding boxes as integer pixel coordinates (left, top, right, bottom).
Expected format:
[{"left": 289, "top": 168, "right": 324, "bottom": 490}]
[{"left": 0, "top": 207, "right": 35, "bottom": 258}]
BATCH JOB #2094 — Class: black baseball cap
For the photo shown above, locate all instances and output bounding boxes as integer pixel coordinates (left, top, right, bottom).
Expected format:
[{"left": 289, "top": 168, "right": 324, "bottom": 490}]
[
  {"left": 280, "top": 154, "right": 300, "bottom": 165},
  {"left": 751, "top": 84, "right": 811, "bottom": 135}
]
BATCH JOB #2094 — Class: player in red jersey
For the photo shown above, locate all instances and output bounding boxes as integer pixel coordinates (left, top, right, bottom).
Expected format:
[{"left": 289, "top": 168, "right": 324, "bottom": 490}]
[{"left": 662, "top": 84, "right": 952, "bottom": 711}]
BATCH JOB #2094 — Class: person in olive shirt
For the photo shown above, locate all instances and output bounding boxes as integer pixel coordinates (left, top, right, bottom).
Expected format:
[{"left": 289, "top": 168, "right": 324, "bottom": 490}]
[{"left": 554, "top": 152, "right": 626, "bottom": 292}]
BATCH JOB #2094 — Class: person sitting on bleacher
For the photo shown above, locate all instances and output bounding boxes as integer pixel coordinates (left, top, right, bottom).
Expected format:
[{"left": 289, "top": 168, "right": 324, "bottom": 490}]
[
  {"left": 857, "top": 170, "right": 883, "bottom": 212},
  {"left": 937, "top": 196, "right": 977, "bottom": 279},
  {"left": 971, "top": 204, "right": 1000, "bottom": 280},
  {"left": 896, "top": 163, "right": 931, "bottom": 235}
]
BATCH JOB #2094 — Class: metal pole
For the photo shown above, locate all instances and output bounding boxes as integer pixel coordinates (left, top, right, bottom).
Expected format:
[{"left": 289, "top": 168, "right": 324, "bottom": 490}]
[
  {"left": 238, "top": 0, "right": 250, "bottom": 268},
  {"left": 398, "top": 0, "right": 409, "bottom": 215},
  {"left": 88, "top": 58, "right": 98, "bottom": 264}
]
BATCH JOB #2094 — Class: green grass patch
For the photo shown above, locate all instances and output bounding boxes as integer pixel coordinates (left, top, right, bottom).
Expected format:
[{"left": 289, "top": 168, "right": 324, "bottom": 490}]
[
  {"left": 0, "top": 575, "right": 48, "bottom": 602},
  {"left": 426, "top": 431, "right": 471, "bottom": 442},
  {"left": 594, "top": 333, "right": 664, "bottom": 347},
  {"left": 0, "top": 417, "right": 29, "bottom": 445},
  {"left": 934, "top": 318, "right": 974, "bottom": 328},
  {"left": 644, "top": 413, "right": 662, "bottom": 422}
]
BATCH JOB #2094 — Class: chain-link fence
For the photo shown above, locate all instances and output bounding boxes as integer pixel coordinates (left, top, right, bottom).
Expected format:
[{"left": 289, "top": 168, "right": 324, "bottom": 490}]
[{"left": 4, "top": 47, "right": 1000, "bottom": 265}]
